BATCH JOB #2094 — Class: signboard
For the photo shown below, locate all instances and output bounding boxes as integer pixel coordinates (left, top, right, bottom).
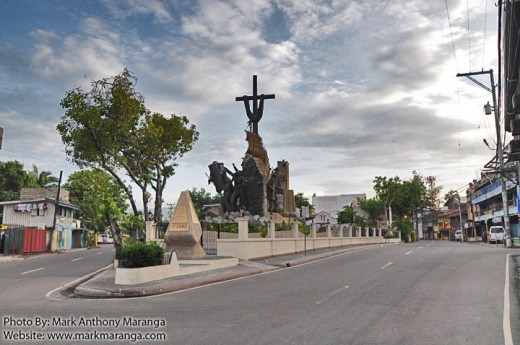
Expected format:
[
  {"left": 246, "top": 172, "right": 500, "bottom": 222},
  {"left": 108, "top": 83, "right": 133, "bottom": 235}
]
[
  {"left": 518, "top": 185, "right": 520, "bottom": 214},
  {"left": 513, "top": 237, "right": 520, "bottom": 246},
  {"left": 301, "top": 206, "right": 309, "bottom": 219}
]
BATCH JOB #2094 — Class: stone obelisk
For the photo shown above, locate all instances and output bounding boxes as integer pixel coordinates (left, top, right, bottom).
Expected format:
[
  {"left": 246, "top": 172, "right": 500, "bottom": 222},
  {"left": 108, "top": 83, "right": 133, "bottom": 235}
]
[{"left": 164, "top": 191, "right": 206, "bottom": 259}]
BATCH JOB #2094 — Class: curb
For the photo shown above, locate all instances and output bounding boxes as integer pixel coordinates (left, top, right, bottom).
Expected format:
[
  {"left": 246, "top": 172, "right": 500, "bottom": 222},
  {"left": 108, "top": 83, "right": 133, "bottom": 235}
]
[
  {"left": 272, "top": 245, "right": 375, "bottom": 268},
  {"left": 74, "top": 266, "right": 263, "bottom": 298}
]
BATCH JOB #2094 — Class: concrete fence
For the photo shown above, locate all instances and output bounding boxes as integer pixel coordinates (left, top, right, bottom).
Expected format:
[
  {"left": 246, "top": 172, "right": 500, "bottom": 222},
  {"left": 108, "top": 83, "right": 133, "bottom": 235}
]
[{"left": 217, "top": 217, "right": 401, "bottom": 260}]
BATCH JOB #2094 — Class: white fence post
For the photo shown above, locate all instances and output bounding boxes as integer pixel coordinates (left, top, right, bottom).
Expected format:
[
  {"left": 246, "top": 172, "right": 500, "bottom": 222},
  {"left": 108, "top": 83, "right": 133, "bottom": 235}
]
[
  {"left": 311, "top": 223, "right": 316, "bottom": 238},
  {"left": 237, "top": 217, "right": 249, "bottom": 240}
]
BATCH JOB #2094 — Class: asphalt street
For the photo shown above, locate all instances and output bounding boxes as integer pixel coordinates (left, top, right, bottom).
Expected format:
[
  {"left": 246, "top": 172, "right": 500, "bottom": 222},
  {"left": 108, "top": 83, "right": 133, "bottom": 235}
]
[{"left": 0, "top": 241, "right": 517, "bottom": 345}]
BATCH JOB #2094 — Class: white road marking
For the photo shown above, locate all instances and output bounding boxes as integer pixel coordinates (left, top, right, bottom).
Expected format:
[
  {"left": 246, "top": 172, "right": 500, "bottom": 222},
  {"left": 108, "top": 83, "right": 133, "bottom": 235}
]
[
  {"left": 21, "top": 267, "right": 44, "bottom": 275},
  {"left": 46, "top": 264, "right": 113, "bottom": 300},
  {"left": 71, "top": 258, "right": 83, "bottom": 262},
  {"left": 316, "top": 285, "right": 349, "bottom": 305},
  {"left": 380, "top": 262, "right": 393, "bottom": 270},
  {"left": 96, "top": 252, "right": 103, "bottom": 255},
  {"left": 405, "top": 251, "right": 412, "bottom": 255},
  {"left": 503, "top": 253, "right": 513, "bottom": 345}
]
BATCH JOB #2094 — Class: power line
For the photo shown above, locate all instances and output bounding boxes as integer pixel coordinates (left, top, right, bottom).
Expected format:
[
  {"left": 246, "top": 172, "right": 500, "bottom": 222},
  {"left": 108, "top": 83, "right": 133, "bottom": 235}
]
[
  {"left": 444, "top": 0, "right": 459, "bottom": 71},
  {"left": 482, "top": 0, "right": 489, "bottom": 67},
  {"left": 467, "top": 0, "right": 472, "bottom": 69}
]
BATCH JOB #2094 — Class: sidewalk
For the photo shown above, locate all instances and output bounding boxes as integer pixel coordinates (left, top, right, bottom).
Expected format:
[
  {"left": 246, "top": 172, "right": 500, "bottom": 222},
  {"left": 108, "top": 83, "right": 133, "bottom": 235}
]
[{"left": 74, "top": 244, "right": 381, "bottom": 299}]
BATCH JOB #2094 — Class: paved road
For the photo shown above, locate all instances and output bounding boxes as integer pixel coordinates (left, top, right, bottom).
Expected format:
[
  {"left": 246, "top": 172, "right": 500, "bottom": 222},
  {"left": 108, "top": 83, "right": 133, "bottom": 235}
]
[
  {"left": 0, "top": 246, "right": 114, "bottom": 307},
  {"left": 1, "top": 241, "right": 517, "bottom": 345}
]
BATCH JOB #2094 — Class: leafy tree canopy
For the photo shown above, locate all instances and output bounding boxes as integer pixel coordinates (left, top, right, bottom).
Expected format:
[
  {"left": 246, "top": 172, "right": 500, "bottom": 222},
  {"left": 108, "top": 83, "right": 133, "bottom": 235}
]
[
  {"left": 337, "top": 205, "right": 356, "bottom": 224},
  {"left": 26, "top": 164, "right": 59, "bottom": 189},
  {"left": 358, "top": 198, "right": 385, "bottom": 226},
  {"left": 189, "top": 187, "right": 221, "bottom": 219},
  {"left": 0, "top": 161, "right": 59, "bottom": 201},
  {"left": 64, "top": 168, "right": 127, "bottom": 247},
  {"left": 373, "top": 171, "right": 427, "bottom": 220},
  {"left": 295, "top": 192, "right": 314, "bottom": 216},
  {"left": 0, "top": 160, "right": 28, "bottom": 201},
  {"left": 58, "top": 68, "right": 199, "bottom": 226}
]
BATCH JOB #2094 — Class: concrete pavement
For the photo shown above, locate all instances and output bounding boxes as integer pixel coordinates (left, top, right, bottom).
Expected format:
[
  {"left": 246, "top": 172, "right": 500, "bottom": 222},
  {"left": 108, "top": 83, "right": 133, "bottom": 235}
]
[{"left": 73, "top": 244, "right": 380, "bottom": 298}]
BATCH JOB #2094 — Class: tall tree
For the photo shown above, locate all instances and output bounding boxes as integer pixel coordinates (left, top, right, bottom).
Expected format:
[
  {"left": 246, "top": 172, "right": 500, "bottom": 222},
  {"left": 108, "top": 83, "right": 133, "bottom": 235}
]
[
  {"left": 444, "top": 190, "right": 460, "bottom": 209},
  {"left": 373, "top": 172, "right": 427, "bottom": 220},
  {"left": 425, "top": 176, "right": 443, "bottom": 210},
  {"left": 337, "top": 205, "right": 356, "bottom": 224},
  {"left": 64, "top": 169, "right": 127, "bottom": 248},
  {"left": 57, "top": 69, "right": 198, "bottom": 226},
  {"left": 358, "top": 198, "right": 385, "bottom": 227},
  {"left": 27, "top": 164, "right": 59, "bottom": 189},
  {"left": 0, "top": 160, "right": 29, "bottom": 201}
]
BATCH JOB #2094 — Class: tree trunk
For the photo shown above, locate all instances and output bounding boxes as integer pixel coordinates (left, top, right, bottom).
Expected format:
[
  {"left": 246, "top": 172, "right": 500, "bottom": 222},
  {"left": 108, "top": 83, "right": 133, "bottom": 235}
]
[{"left": 107, "top": 212, "right": 123, "bottom": 249}]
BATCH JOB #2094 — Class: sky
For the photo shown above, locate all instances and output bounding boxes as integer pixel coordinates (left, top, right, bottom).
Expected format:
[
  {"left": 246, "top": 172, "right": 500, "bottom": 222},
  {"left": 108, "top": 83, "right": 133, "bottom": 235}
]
[{"left": 0, "top": 0, "right": 504, "bottom": 209}]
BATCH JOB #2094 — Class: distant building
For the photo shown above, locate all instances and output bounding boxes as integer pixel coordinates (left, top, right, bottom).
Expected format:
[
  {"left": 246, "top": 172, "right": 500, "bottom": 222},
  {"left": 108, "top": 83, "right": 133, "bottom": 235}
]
[{"left": 312, "top": 194, "right": 366, "bottom": 219}]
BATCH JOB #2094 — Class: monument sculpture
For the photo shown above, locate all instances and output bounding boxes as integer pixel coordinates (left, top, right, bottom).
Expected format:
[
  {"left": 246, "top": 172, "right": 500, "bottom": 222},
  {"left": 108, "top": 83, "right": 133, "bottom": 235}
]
[{"left": 208, "top": 75, "right": 296, "bottom": 219}]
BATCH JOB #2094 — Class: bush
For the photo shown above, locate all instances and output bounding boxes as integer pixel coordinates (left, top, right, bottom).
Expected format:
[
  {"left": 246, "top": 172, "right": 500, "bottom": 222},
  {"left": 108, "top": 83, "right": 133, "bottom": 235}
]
[
  {"left": 119, "top": 241, "right": 164, "bottom": 268},
  {"left": 249, "top": 223, "right": 268, "bottom": 237},
  {"left": 299, "top": 223, "right": 310, "bottom": 236}
]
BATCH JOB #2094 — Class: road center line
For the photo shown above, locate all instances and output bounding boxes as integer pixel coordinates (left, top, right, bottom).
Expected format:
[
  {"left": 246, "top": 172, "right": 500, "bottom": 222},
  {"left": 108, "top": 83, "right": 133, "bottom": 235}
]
[
  {"left": 71, "top": 258, "right": 83, "bottom": 262},
  {"left": 380, "top": 262, "right": 393, "bottom": 270},
  {"left": 405, "top": 251, "right": 412, "bottom": 255},
  {"left": 316, "top": 285, "right": 349, "bottom": 305},
  {"left": 503, "top": 254, "right": 513, "bottom": 345},
  {"left": 96, "top": 252, "right": 103, "bottom": 255},
  {"left": 21, "top": 267, "right": 44, "bottom": 275}
]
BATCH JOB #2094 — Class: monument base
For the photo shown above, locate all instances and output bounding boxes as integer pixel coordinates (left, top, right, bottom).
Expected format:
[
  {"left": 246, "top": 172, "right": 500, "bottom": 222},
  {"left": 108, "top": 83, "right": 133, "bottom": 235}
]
[{"left": 164, "top": 232, "right": 206, "bottom": 260}]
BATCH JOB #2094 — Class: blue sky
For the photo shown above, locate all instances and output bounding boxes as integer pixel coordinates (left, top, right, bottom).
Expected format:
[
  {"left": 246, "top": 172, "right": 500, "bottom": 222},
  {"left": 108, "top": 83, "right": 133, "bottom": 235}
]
[{"left": 0, "top": 0, "right": 501, "bottom": 208}]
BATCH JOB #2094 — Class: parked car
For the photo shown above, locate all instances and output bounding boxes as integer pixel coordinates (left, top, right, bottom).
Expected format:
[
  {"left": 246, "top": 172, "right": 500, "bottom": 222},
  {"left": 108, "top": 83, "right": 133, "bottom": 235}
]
[
  {"left": 488, "top": 226, "right": 505, "bottom": 244},
  {"left": 97, "top": 233, "right": 114, "bottom": 244},
  {"left": 454, "top": 230, "right": 463, "bottom": 241},
  {"left": 105, "top": 234, "right": 114, "bottom": 244}
]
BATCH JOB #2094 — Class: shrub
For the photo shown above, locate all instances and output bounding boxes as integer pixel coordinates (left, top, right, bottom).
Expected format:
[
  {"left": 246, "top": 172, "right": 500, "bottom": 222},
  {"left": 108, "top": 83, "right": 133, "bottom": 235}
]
[
  {"left": 119, "top": 241, "right": 164, "bottom": 268},
  {"left": 298, "top": 223, "right": 310, "bottom": 236}
]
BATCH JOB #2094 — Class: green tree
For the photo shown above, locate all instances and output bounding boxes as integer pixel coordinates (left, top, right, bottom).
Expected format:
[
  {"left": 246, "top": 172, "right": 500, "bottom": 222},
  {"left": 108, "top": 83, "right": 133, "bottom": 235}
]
[
  {"left": 120, "top": 213, "right": 146, "bottom": 239},
  {"left": 57, "top": 68, "right": 199, "bottom": 226},
  {"left": 373, "top": 172, "right": 427, "bottom": 223},
  {"left": 294, "top": 192, "right": 314, "bottom": 216},
  {"left": 373, "top": 175, "right": 401, "bottom": 222},
  {"left": 189, "top": 188, "right": 221, "bottom": 219},
  {"left": 26, "top": 164, "right": 59, "bottom": 189},
  {"left": 0, "top": 160, "right": 30, "bottom": 201},
  {"left": 337, "top": 205, "right": 356, "bottom": 224},
  {"left": 425, "top": 176, "right": 443, "bottom": 210},
  {"left": 444, "top": 190, "right": 460, "bottom": 203},
  {"left": 394, "top": 217, "right": 413, "bottom": 243},
  {"left": 358, "top": 198, "right": 385, "bottom": 227},
  {"left": 64, "top": 169, "right": 127, "bottom": 248}
]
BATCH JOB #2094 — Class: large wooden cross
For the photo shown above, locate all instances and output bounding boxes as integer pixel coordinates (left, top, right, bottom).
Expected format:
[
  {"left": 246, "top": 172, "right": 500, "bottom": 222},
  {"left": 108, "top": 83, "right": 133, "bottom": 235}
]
[{"left": 235, "top": 75, "right": 275, "bottom": 134}]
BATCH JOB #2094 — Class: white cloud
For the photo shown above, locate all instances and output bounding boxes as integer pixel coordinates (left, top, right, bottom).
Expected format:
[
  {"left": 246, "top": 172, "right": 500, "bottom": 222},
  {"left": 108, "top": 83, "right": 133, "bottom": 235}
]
[{"left": 102, "top": 0, "right": 173, "bottom": 22}]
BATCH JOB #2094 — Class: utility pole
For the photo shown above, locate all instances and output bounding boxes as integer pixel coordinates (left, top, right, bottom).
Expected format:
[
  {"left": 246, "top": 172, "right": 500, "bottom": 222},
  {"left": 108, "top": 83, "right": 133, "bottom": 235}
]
[{"left": 456, "top": 69, "right": 512, "bottom": 247}]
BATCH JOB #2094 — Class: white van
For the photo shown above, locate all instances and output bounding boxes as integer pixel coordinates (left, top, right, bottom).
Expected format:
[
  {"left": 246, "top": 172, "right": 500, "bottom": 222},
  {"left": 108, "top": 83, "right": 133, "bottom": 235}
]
[{"left": 488, "top": 226, "right": 505, "bottom": 243}]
